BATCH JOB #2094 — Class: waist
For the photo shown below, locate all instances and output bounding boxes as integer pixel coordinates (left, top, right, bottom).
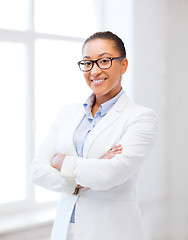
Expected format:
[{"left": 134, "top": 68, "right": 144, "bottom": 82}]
[{"left": 78, "top": 186, "right": 136, "bottom": 201}]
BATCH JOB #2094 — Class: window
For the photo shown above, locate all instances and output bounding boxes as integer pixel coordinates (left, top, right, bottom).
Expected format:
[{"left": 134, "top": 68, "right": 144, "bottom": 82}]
[
  {"left": 0, "top": 0, "right": 100, "bottom": 213},
  {"left": 0, "top": 42, "right": 26, "bottom": 204}
]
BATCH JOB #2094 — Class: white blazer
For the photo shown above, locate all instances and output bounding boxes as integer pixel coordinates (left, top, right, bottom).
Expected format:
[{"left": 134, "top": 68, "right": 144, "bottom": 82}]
[{"left": 32, "top": 93, "right": 158, "bottom": 240}]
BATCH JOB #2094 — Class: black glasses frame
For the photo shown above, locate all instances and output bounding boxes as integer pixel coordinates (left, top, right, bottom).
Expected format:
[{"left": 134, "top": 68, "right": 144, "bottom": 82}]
[{"left": 78, "top": 56, "right": 124, "bottom": 72}]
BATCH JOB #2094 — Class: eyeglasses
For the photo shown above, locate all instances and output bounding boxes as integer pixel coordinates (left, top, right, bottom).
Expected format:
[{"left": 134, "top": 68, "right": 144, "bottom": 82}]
[{"left": 78, "top": 57, "right": 124, "bottom": 72}]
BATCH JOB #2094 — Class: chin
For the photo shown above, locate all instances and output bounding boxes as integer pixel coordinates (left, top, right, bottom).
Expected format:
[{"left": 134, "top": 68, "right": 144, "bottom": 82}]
[{"left": 91, "top": 88, "right": 107, "bottom": 96}]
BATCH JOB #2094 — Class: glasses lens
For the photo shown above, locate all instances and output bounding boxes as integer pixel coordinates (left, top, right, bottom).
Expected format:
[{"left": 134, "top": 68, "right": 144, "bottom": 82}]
[
  {"left": 97, "top": 58, "right": 111, "bottom": 69},
  {"left": 79, "top": 60, "right": 92, "bottom": 71}
]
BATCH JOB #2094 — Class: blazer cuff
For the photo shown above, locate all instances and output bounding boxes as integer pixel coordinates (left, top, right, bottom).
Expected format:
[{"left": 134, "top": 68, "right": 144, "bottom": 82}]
[{"left": 60, "top": 155, "right": 78, "bottom": 180}]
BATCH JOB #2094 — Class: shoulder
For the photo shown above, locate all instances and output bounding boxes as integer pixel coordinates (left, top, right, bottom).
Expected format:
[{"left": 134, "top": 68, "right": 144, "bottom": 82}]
[
  {"left": 128, "top": 101, "right": 157, "bottom": 119},
  {"left": 118, "top": 93, "right": 158, "bottom": 124},
  {"left": 58, "top": 102, "right": 83, "bottom": 117},
  {"left": 50, "top": 103, "right": 83, "bottom": 130}
]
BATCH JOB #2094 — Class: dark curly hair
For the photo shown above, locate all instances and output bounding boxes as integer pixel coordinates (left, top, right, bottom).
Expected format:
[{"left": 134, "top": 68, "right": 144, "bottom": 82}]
[{"left": 82, "top": 31, "right": 126, "bottom": 58}]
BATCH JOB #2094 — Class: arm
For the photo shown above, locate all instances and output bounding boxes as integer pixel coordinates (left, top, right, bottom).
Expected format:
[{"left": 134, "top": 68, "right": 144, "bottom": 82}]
[
  {"left": 51, "top": 144, "right": 123, "bottom": 188},
  {"left": 31, "top": 108, "right": 78, "bottom": 195},
  {"left": 51, "top": 144, "right": 123, "bottom": 170},
  {"left": 59, "top": 109, "right": 158, "bottom": 191},
  {"left": 31, "top": 105, "right": 122, "bottom": 193}
]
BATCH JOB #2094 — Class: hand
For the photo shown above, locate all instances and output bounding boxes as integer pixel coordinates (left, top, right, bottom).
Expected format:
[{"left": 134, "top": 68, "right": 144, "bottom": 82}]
[
  {"left": 51, "top": 154, "right": 84, "bottom": 189},
  {"left": 102, "top": 144, "right": 123, "bottom": 159},
  {"left": 51, "top": 153, "right": 66, "bottom": 171}
]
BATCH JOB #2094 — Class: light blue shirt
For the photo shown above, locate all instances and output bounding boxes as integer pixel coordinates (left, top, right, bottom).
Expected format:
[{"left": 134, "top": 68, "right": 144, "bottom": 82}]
[{"left": 70, "top": 89, "right": 124, "bottom": 223}]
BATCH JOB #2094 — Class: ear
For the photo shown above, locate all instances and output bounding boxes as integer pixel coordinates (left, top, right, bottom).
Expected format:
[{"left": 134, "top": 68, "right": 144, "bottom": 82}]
[{"left": 120, "top": 58, "right": 128, "bottom": 74}]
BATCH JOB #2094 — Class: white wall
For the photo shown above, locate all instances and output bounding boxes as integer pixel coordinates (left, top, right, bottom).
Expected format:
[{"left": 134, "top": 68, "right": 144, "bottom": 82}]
[
  {"left": 104, "top": 0, "right": 188, "bottom": 239},
  {"left": 134, "top": 0, "right": 188, "bottom": 239},
  {"left": 166, "top": 1, "right": 188, "bottom": 239},
  {"left": 133, "top": 0, "right": 168, "bottom": 239}
]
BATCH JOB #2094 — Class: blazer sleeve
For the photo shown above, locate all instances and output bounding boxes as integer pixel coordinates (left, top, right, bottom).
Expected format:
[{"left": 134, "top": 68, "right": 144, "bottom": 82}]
[
  {"left": 31, "top": 107, "right": 77, "bottom": 195},
  {"left": 60, "top": 108, "right": 158, "bottom": 191}
]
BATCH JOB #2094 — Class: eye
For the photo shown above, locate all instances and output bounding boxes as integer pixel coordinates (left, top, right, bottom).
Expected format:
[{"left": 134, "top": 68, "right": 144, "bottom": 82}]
[
  {"left": 99, "top": 58, "right": 111, "bottom": 64},
  {"left": 81, "top": 61, "right": 92, "bottom": 66}
]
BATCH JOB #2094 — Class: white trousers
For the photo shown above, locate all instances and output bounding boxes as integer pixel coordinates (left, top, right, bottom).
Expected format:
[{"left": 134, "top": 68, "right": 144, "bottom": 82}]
[{"left": 66, "top": 223, "right": 75, "bottom": 240}]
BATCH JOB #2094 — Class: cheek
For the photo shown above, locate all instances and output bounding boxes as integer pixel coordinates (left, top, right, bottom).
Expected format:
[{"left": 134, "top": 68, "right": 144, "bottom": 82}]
[
  {"left": 108, "top": 69, "right": 118, "bottom": 79},
  {"left": 83, "top": 72, "right": 90, "bottom": 83},
  {"left": 109, "top": 66, "right": 122, "bottom": 79},
  {"left": 83, "top": 72, "right": 87, "bottom": 79}
]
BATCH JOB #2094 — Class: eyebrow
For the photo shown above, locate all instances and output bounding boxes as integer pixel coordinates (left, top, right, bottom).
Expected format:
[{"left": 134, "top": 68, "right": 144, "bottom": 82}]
[{"left": 83, "top": 52, "right": 113, "bottom": 59}]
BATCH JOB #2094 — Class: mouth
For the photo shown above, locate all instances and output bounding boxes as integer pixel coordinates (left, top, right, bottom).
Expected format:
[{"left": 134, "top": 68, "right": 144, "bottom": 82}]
[{"left": 91, "top": 78, "right": 107, "bottom": 85}]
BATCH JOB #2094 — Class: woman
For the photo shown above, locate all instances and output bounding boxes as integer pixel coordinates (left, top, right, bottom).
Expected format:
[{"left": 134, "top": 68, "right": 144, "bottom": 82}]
[{"left": 32, "top": 31, "right": 158, "bottom": 240}]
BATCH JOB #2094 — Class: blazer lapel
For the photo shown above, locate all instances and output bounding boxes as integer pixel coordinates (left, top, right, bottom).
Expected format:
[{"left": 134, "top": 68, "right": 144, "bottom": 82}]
[
  {"left": 66, "top": 105, "right": 85, "bottom": 155},
  {"left": 83, "top": 93, "right": 129, "bottom": 158}
]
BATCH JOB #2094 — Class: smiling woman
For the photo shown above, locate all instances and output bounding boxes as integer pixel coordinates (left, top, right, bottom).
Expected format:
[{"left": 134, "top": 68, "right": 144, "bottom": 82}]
[{"left": 32, "top": 31, "right": 158, "bottom": 240}]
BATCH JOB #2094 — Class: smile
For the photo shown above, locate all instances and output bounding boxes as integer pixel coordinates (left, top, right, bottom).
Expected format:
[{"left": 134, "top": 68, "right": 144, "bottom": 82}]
[{"left": 91, "top": 78, "right": 107, "bottom": 84}]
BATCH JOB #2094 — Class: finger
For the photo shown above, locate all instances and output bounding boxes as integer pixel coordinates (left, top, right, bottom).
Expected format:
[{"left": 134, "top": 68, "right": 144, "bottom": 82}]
[
  {"left": 110, "top": 147, "right": 123, "bottom": 153},
  {"left": 111, "top": 145, "right": 123, "bottom": 151},
  {"left": 112, "top": 144, "right": 122, "bottom": 149},
  {"left": 114, "top": 151, "right": 122, "bottom": 154},
  {"left": 107, "top": 148, "right": 123, "bottom": 157},
  {"left": 106, "top": 153, "right": 115, "bottom": 159},
  {"left": 102, "top": 153, "right": 115, "bottom": 159}
]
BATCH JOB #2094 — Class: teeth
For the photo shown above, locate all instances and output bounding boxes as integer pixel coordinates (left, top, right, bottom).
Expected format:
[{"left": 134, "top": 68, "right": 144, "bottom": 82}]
[{"left": 92, "top": 79, "right": 105, "bottom": 83}]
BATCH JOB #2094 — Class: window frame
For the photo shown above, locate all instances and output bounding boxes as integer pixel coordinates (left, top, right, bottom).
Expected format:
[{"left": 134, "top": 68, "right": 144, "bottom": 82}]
[{"left": 0, "top": 0, "right": 89, "bottom": 215}]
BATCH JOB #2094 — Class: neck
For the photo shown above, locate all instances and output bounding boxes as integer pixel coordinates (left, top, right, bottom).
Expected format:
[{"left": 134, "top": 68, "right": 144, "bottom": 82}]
[{"left": 94, "top": 88, "right": 122, "bottom": 107}]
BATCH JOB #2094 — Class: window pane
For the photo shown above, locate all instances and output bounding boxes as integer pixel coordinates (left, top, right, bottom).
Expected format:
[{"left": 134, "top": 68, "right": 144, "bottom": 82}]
[
  {"left": 0, "top": 0, "right": 28, "bottom": 30},
  {"left": 0, "top": 42, "right": 26, "bottom": 204},
  {"left": 34, "top": 0, "right": 99, "bottom": 37},
  {"left": 35, "top": 39, "right": 90, "bottom": 202}
]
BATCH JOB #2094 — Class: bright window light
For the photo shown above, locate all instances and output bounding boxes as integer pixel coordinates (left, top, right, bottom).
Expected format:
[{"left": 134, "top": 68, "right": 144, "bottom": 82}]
[
  {"left": 0, "top": 0, "right": 28, "bottom": 30},
  {"left": 34, "top": 0, "right": 98, "bottom": 37},
  {"left": 0, "top": 42, "right": 26, "bottom": 204}
]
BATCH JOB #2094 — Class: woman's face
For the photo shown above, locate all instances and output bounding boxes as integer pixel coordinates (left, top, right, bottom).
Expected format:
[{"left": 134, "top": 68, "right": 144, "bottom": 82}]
[{"left": 82, "top": 39, "right": 128, "bottom": 101}]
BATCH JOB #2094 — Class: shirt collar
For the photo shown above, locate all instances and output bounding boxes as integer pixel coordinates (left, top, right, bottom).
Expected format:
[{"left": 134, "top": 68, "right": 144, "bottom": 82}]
[
  {"left": 83, "top": 88, "right": 124, "bottom": 117},
  {"left": 100, "top": 89, "right": 124, "bottom": 116},
  {"left": 83, "top": 93, "right": 95, "bottom": 115}
]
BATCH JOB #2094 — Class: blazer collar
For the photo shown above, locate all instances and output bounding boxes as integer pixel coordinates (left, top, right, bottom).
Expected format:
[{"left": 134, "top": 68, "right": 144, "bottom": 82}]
[{"left": 83, "top": 92, "right": 129, "bottom": 158}]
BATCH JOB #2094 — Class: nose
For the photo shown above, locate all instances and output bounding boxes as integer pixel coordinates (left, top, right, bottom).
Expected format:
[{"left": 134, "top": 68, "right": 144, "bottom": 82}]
[{"left": 90, "top": 62, "right": 102, "bottom": 76}]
